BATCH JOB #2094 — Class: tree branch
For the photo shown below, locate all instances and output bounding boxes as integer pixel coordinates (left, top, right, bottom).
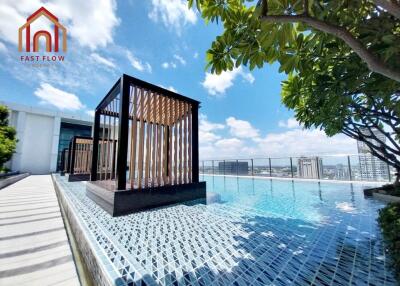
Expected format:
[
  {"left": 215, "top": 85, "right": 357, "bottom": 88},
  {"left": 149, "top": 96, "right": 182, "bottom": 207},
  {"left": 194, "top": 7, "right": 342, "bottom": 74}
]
[
  {"left": 260, "top": 14, "right": 400, "bottom": 82},
  {"left": 260, "top": 0, "right": 268, "bottom": 17},
  {"left": 374, "top": 0, "right": 400, "bottom": 19}
]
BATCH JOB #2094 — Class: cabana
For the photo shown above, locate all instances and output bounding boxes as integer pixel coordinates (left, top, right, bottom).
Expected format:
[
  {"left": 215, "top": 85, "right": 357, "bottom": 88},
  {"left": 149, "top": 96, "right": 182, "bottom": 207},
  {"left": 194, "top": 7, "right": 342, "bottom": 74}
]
[
  {"left": 66, "top": 136, "right": 93, "bottom": 182},
  {"left": 86, "top": 74, "right": 206, "bottom": 216}
]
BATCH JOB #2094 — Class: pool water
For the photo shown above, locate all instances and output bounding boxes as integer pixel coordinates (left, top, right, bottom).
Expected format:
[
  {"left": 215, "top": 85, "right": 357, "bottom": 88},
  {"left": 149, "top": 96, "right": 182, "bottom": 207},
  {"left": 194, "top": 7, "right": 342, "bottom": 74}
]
[{"left": 56, "top": 174, "right": 398, "bottom": 286}]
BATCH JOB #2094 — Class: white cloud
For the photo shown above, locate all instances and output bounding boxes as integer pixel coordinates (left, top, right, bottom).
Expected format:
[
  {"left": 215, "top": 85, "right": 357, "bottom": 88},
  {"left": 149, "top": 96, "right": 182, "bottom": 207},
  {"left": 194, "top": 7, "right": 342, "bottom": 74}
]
[
  {"left": 202, "top": 67, "right": 255, "bottom": 96},
  {"left": 198, "top": 115, "right": 358, "bottom": 159},
  {"left": 0, "top": 42, "right": 6, "bottom": 53},
  {"left": 256, "top": 129, "right": 357, "bottom": 157},
  {"left": 278, "top": 118, "right": 301, "bottom": 129},
  {"left": 200, "top": 114, "right": 225, "bottom": 132},
  {"left": 148, "top": 0, "right": 197, "bottom": 34},
  {"left": 126, "top": 51, "right": 152, "bottom": 73},
  {"left": 85, "top": 110, "right": 95, "bottom": 117},
  {"left": 160, "top": 85, "right": 178, "bottom": 93},
  {"left": 173, "top": 54, "right": 186, "bottom": 65},
  {"left": 199, "top": 114, "right": 224, "bottom": 144},
  {"left": 91, "top": 53, "right": 116, "bottom": 69},
  {"left": 162, "top": 55, "right": 185, "bottom": 69},
  {"left": 215, "top": 138, "right": 244, "bottom": 152},
  {"left": 0, "top": 0, "right": 120, "bottom": 49},
  {"left": 34, "top": 83, "right": 84, "bottom": 111},
  {"left": 194, "top": 52, "right": 199, "bottom": 59},
  {"left": 226, "top": 117, "right": 259, "bottom": 139}
]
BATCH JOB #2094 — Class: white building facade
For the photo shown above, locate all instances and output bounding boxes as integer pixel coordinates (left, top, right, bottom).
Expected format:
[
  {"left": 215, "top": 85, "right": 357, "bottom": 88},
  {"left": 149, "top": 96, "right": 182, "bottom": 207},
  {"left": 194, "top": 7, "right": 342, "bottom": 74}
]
[
  {"left": 357, "top": 128, "right": 390, "bottom": 181},
  {"left": 3, "top": 101, "right": 93, "bottom": 174},
  {"left": 297, "top": 157, "right": 323, "bottom": 179}
]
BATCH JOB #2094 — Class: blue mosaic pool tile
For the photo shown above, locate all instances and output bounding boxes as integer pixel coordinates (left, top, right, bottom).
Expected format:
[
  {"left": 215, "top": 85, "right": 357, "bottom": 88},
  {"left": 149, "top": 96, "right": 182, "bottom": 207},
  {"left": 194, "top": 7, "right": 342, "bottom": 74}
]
[{"left": 53, "top": 174, "right": 398, "bottom": 286}]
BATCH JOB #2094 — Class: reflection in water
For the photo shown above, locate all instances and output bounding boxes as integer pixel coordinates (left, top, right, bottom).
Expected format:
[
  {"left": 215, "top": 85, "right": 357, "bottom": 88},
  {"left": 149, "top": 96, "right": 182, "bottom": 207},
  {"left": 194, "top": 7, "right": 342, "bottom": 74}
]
[
  {"left": 350, "top": 184, "right": 355, "bottom": 205},
  {"left": 318, "top": 182, "right": 323, "bottom": 202},
  {"left": 270, "top": 179, "right": 273, "bottom": 197}
]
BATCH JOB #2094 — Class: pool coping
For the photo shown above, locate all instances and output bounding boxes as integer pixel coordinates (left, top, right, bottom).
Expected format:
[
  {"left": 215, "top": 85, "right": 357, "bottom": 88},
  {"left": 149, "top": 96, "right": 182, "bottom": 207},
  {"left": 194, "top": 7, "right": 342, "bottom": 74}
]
[{"left": 51, "top": 174, "right": 116, "bottom": 286}]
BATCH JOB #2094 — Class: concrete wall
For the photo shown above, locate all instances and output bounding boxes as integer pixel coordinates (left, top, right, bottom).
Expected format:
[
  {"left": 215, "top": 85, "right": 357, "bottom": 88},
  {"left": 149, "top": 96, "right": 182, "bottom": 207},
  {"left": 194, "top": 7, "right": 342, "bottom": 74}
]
[
  {"left": 3, "top": 101, "right": 92, "bottom": 175},
  {"left": 9, "top": 110, "right": 60, "bottom": 174}
]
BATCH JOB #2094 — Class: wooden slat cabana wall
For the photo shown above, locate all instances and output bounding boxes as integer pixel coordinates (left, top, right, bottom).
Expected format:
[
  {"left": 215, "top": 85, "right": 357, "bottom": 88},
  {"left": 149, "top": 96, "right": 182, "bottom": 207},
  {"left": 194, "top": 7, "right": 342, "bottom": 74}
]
[
  {"left": 69, "top": 136, "right": 93, "bottom": 175},
  {"left": 91, "top": 74, "right": 200, "bottom": 191}
]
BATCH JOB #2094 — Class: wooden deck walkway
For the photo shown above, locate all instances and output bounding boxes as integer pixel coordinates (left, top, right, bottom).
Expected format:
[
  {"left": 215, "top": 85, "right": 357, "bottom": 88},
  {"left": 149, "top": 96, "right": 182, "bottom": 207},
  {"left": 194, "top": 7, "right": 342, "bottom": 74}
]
[{"left": 0, "top": 175, "right": 80, "bottom": 286}]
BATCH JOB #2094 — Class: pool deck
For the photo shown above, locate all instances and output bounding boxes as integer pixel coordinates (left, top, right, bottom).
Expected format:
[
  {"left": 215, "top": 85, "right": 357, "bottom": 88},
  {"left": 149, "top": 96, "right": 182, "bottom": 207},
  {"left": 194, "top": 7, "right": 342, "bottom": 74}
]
[{"left": 0, "top": 175, "right": 80, "bottom": 286}]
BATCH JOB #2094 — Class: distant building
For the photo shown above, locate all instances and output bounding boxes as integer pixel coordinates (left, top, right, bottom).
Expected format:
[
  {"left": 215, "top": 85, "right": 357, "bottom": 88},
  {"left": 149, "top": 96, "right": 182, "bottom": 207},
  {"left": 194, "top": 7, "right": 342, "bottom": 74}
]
[
  {"left": 334, "top": 164, "right": 350, "bottom": 180},
  {"left": 218, "top": 161, "right": 248, "bottom": 175},
  {"left": 297, "top": 157, "right": 323, "bottom": 179},
  {"left": 357, "top": 128, "right": 389, "bottom": 181},
  {"left": 3, "top": 101, "right": 92, "bottom": 174}
]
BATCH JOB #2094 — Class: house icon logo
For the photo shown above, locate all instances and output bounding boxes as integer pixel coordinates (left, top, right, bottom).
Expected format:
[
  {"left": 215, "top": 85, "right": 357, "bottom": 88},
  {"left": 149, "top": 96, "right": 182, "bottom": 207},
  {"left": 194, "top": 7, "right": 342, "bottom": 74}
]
[{"left": 18, "top": 7, "right": 67, "bottom": 53}]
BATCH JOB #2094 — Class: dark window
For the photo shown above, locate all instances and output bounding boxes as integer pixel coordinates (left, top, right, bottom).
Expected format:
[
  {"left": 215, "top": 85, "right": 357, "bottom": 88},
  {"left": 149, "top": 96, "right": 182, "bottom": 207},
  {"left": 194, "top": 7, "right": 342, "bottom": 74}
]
[{"left": 57, "top": 122, "right": 92, "bottom": 171}]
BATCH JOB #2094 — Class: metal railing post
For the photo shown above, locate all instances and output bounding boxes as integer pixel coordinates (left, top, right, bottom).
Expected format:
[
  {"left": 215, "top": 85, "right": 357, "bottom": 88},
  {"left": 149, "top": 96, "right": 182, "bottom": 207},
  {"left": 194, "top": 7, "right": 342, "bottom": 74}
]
[
  {"left": 269, "top": 158, "right": 272, "bottom": 176},
  {"left": 223, "top": 160, "right": 225, "bottom": 176},
  {"left": 236, "top": 159, "right": 239, "bottom": 176},
  {"left": 251, "top": 159, "right": 254, "bottom": 176},
  {"left": 290, "top": 157, "right": 294, "bottom": 178},
  {"left": 212, "top": 160, "right": 214, "bottom": 175},
  {"left": 347, "top": 155, "right": 352, "bottom": 181}
]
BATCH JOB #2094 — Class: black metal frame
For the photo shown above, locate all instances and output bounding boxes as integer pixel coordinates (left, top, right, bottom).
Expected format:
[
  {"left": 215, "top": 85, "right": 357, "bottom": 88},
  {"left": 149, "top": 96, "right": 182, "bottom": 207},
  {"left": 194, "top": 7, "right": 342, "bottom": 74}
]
[
  {"left": 60, "top": 148, "right": 68, "bottom": 176},
  {"left": 90, "top": 74, "right": 200, "bottom": 190}
]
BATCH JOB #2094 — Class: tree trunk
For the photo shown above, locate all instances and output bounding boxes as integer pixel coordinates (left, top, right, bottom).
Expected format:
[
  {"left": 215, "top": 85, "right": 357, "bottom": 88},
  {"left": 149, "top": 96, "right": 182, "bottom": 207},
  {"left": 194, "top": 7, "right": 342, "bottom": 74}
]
[{"left": 394, "top": 169, "right": 400, "bottom": 187}]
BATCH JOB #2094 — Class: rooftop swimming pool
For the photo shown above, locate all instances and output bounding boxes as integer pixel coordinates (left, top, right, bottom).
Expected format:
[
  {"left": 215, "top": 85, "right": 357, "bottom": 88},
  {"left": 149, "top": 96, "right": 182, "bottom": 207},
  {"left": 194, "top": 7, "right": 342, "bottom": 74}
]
[{"left": 54, "top": 174, "right": 397, "bottom": 286}]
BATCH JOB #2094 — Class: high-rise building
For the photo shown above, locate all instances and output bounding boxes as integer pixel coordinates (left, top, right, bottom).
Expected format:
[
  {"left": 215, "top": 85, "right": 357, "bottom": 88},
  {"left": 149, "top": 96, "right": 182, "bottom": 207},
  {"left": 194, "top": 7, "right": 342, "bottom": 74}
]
[
  {"left": 357, "top": 128, "right": 389, "bottom": 181},
  {"left": 297, "top": 157, "right": 323, "bottom": 179}
]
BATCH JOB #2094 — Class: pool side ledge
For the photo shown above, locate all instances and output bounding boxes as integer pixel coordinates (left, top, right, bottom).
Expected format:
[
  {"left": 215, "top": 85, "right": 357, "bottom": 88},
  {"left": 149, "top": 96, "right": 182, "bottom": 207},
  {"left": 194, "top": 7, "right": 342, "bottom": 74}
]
[{"left": 86, "top": 181, "right": 207, "bottom": 217}]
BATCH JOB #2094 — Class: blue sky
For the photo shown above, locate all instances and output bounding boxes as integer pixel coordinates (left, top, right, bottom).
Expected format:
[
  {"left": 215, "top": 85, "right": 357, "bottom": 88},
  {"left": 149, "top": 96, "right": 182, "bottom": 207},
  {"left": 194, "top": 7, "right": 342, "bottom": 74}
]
[{"left": 0, "top": 0, "right": 358, "bottom": 158}]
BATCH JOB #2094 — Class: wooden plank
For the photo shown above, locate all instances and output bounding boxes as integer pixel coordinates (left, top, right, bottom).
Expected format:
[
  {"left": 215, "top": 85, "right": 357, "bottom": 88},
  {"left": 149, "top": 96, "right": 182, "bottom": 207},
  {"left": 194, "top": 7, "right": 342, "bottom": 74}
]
[
  {"left": 183, "top": 103, "right": 188, "bottom": 183},
  {"left": 137, "top": 88, "right": 145, "bottom": 189},
  {"left": 162, "top": 96, "right": 168, "bottom": 185},
  {"left": 173, "top": 99, "right": 178, "bottom": 185},
  {"left": 188, "top": 105, "right": 192, "bottom": 183},
  {"left": 112, "top": 97, "right": 118, "bottom": 179},
  {"left": 105, "top": 106, "right": 112, "bottom": 179},
  {"left": 151, "top": 92, "right": 157, "bottom": 187},
  {"left": 129, "top": 87, "right": 138, "bottom": 189},
  {"left": 144, "top": 91, "right": 152, "bottom": 188},
  {"left": 81, "top": 142, "right": 85, "bottom": 173},
  {"left": 157, "top": 94, "right": 162, "bottom": 187},
  {"left": 100, "top": 113, "right": 106, "bottom": 180},
  {"left": 179, "top": 101, "right": 183, "bottom": 184},
  {"left": 167, "top": 98, "right": 173, "bottom": 185}
]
